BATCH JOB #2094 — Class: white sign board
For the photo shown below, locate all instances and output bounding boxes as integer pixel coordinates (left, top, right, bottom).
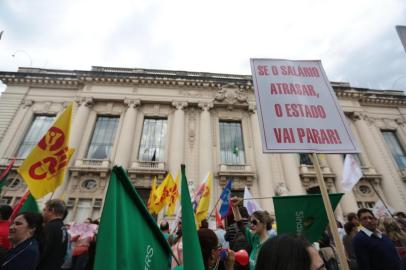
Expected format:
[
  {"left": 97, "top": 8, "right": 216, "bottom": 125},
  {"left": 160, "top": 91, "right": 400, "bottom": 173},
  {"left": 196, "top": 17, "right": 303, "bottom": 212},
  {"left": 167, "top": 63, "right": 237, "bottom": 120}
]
[
  {"left": 396, "top": 26, "right": 406, "bottom": 53},
  {"left": 250, "top": 58, "right": 359, "bottom": 153}
]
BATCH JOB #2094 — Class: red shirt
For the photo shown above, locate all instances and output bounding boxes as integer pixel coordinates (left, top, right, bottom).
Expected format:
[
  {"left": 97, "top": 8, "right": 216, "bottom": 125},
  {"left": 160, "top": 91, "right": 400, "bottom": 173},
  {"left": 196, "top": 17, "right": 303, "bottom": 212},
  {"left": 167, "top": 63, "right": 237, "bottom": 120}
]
[{"left": 0, "top": 220, "right": 11, "bottom": 250}]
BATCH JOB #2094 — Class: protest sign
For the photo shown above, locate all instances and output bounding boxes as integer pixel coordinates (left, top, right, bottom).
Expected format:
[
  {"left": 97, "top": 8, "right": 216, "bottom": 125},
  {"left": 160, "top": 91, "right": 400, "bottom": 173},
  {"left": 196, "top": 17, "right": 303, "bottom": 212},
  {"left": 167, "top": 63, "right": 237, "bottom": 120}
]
[{"left": 250, "top": 59, "right": 359, "bottom": 153}]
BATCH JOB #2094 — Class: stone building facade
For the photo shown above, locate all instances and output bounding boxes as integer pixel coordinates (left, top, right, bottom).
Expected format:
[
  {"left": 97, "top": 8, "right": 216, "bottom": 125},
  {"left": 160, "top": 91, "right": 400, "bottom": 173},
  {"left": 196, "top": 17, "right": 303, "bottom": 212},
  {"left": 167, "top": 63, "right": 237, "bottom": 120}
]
[{"left": 0, "top": 66, "right": 406, "bottom": 222}]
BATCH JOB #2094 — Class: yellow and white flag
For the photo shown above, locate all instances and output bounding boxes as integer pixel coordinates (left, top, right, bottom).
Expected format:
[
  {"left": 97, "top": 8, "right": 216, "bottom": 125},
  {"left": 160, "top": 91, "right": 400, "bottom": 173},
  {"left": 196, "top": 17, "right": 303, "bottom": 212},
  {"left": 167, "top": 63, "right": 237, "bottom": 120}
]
[
  {"left": 17, "top": 103, "right": 75, "bottom": 199},
  {"left": 195, "top": 172, "right": 212, "bottom": 224}
]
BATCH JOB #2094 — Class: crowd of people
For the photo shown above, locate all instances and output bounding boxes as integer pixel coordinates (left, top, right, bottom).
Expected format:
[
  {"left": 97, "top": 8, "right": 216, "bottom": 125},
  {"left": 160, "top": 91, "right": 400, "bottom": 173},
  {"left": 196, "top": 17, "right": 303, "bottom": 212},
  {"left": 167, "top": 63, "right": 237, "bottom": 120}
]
[
  {"left": 0, "top": 196, "right": 405, "bottom": 269},
  {"left": 164, "top": 197, "right": 406, "bottom": 270},
  {"left": 0, "top": 199, "right": 98, "bottom": 270}
]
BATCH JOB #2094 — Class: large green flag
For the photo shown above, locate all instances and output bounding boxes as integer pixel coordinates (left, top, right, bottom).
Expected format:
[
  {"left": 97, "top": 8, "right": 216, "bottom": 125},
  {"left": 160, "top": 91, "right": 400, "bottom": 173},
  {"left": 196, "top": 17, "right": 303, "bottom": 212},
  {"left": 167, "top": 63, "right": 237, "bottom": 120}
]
[
  {"left": 273, "top": 193, "right": 343, "bottom": 242},
  {"left": 94, "top": 166, "right": 172, "bottom": 269},
  {"left": 181, "top": 164, "right": 204, "bottom": 270}
]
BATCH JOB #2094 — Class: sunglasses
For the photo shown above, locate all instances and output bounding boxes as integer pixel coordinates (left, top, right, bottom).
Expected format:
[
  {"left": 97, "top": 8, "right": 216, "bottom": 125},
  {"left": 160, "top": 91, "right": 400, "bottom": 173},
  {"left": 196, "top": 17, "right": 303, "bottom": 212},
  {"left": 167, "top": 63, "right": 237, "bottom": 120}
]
[{"left": 250, "top": 219, "right": 259, "bottom": 226}]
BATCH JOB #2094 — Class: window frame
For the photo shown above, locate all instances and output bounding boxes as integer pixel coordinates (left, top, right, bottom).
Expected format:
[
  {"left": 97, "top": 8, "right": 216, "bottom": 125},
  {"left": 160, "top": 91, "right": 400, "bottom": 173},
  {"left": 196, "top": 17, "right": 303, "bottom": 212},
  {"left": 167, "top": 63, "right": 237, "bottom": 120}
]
[
  {"left": 16, "top": 114, "right": 55, "bottom": 158},
  {"left": 137, "top": 117, "right": 168, "bottom": 162},
  {"left": 86, "top": 116, "right": 120, "bottom": 160},
  {"left": 381, "top": 130, "right": 406, "bottom": 169},
  {"left": 219, "top": 120, "right": 246, "bottom": 165}
]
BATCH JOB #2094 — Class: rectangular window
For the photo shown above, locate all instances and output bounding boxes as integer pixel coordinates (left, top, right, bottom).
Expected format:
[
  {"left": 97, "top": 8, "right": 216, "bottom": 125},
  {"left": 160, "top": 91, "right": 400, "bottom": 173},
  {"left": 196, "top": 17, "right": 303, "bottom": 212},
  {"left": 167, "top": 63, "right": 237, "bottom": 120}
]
[
  {"left": 299, "top": 153, "right": 313, "bottom": 165},
  {"left": 382, "top": 131, "right": 406, "bottom": 169},
  {"left": 87, "top": 116, "right": 119, "bottom": 159},
  {"left": 219, "top": 121, "right": 245, "bottom": 165},
  {"left": 17, "top": 115, "right": 55, "bottom": 158},
  {"left": 138, "top": 118, "right": 167, "bottom": 162}
]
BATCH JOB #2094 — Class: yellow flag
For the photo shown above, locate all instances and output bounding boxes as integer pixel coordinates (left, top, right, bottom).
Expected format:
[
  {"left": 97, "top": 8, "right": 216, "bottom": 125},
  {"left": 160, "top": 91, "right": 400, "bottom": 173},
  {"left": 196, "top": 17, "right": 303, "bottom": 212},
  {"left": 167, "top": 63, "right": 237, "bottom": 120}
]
[
  {"left": 153, "top": 173, "right": 173, "bottom": 213},
  {"left": 195, "top": 172, "right": 212, "bottom": 224},
  {"left": 147, "top": 177, "right": 158, "bottom": 214},
  {"left": 165, "top": 171, "right": 179, "bottom": 216},
  {"left": 17, "top": 103, "right": 75, "bottom": 199}
]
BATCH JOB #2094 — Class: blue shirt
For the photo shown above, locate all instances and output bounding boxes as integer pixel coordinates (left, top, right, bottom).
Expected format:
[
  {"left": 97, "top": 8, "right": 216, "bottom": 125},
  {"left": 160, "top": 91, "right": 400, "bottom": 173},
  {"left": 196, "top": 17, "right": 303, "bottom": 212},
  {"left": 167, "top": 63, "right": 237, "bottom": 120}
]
[{"left": 353, "top": 227, "right": 400, "bottom": 270}]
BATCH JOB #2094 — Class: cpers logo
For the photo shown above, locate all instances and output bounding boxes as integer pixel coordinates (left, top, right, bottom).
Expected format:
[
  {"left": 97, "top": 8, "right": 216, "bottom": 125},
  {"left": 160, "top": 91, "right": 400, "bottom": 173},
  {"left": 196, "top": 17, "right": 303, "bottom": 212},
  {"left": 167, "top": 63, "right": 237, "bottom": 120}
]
[{"left": 28, "top": 127, "right": 70, "bottom": 180}]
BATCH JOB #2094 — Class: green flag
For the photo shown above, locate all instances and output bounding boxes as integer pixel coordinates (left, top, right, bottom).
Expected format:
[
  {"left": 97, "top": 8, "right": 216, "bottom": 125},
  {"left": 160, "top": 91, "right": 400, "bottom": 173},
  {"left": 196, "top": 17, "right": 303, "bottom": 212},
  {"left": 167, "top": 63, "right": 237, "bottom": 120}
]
[
  {"left": 94, "top": 166, "right": 172, "bottom": 269},
  {"left": 181, "top": 164, "right": 204, "bottom": 270},
  {"left": 273, "top": 193, "right": 343, "bottom": 242},
  {"left": 19, "top": 193, "right": 39, "bottom": 214}
]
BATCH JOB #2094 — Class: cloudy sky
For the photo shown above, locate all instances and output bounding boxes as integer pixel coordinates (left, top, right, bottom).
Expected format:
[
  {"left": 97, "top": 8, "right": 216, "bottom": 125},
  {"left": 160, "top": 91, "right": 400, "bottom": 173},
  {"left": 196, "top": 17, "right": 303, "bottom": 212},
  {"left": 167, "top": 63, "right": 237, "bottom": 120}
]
[{"left": 1, "top": 0, "right": 406, "bottom": 93}]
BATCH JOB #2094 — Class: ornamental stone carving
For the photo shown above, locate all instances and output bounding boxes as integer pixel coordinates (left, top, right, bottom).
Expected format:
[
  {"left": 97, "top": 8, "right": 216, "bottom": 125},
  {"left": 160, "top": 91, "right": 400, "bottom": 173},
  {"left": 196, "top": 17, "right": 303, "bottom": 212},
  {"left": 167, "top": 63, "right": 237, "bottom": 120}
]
[
  {"left": 248, "top": 103, "right": 257, "bottom": 114},
  {"left": 76, "top": 97, "right": 94, "bottom": 107},
  {"left": 275, "top": 182, "right": 289, "bottom": 195},
  {"left": 172, "top": 101, "right": 188, "bottom": 110},
  {"left": 124, "top": 98, "right": 141, "bottom": 108},
  {"left": 214, "top": 84, "right": 248, "bottom": 105},
  {"left": 198, "top": 102, "right": 214, "bottom": 111}
]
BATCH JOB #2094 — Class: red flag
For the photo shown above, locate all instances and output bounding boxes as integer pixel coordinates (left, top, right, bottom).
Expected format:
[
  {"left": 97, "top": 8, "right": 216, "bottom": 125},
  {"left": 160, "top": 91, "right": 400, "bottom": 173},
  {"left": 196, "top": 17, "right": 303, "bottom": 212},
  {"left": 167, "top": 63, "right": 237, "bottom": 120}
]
[
  {"left": 215, "top": 207, "right": 224, "bottom": 229},
  {"left": 10, "top": 190, "right": 30, "bottom": 221}
]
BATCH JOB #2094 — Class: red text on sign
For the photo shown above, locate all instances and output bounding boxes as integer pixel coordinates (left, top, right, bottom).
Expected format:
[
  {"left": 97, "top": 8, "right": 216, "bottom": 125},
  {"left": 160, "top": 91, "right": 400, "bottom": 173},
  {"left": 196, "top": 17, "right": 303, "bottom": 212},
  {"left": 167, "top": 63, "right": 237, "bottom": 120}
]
[
  {"left": 285, "top": 104, "right": 326, "bottom": 119},
  {"left": 297, "top": 128, "right": 341, "bottom": 144}
]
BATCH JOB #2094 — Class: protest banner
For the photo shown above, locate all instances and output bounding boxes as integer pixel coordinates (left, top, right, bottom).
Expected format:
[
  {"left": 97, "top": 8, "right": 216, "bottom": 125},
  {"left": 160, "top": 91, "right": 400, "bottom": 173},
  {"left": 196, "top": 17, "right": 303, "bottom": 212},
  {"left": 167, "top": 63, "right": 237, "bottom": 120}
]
[
  {"left": 250, "top": 58, "right": 359, "bottom": 153},
  {"left": 250, "top": 59, "right": 359, "bottom": 270}
]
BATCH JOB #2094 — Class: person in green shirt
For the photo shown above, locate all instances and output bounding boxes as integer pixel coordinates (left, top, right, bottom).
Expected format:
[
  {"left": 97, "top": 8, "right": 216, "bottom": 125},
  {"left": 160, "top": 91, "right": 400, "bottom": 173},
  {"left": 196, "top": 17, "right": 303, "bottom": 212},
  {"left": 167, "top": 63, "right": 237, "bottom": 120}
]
[{"left": 230, "top": 197, "right": 272, "bottom": 270}]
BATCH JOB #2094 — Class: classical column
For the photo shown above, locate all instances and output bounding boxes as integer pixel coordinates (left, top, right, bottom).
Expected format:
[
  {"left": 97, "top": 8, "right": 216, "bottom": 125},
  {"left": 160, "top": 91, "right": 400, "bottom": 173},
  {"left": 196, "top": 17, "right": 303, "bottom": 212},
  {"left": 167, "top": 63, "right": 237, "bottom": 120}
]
[
  {"left": 70, "top": 97, "right": 93, "bottom": 158},
  {"left": 351, "top": 113, "right": 405, "bottom": 210},
  {"left": 281, "top": 154, "right": 307, "bottom": 195},
  {"left": 249, "top": 104, "right": 275, "bottom": 212},
  {"left": 114, "top": 99, "right": 140, "bottom": 168},
  {"left": 326, "top": 154, "right": 358, "bottom": 214},
  {"left": 198, "top": 102, "right": 213, "bottom": 181},
  {"left": 169, "top": 101, "right": 188, "bottom": 175},
  {"left": 326, "top": 178, "right": 344, "bottom": 222}
]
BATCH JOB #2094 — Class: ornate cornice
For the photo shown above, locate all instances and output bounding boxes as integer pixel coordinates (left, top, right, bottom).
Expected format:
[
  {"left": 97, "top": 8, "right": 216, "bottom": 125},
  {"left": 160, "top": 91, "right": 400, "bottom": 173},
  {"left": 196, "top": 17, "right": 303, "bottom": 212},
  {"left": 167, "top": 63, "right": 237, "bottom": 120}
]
[
  {"left": 336, "top": 88, "right": 406, "bottom": 107},
  {"left": 0, "top": 74, "right": 81, "bottom": 89},
  {"left": 0, "top": 67, "right": 254, "bottom": 91},
  {"left": 2, "top": 68, "right": 406, "bottom": 108}
]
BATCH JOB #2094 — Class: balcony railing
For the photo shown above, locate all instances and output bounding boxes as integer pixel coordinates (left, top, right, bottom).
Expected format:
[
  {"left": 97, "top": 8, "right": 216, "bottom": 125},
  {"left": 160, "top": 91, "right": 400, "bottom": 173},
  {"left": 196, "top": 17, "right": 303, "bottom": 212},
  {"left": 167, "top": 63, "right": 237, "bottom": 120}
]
[
  {"left": 74, "top": 159, "right": 110, "bottom": 168},
  {"left": 129, "top": 161, "right": 167, "bottom": 173}
]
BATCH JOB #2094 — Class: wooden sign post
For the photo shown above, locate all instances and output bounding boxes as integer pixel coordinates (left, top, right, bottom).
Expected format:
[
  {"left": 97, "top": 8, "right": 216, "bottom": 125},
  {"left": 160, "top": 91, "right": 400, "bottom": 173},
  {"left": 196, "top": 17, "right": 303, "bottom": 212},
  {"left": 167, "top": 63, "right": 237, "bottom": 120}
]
[{"left": 312, "top": 153, "right": 349, "bottom": 270}]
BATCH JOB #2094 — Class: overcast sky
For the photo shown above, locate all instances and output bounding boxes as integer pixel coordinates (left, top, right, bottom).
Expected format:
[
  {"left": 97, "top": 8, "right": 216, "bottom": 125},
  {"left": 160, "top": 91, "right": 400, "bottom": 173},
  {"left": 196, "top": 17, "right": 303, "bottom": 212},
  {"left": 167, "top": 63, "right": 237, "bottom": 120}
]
[{"left": 1, "top": 0, "right": 406, "bottom": 94}]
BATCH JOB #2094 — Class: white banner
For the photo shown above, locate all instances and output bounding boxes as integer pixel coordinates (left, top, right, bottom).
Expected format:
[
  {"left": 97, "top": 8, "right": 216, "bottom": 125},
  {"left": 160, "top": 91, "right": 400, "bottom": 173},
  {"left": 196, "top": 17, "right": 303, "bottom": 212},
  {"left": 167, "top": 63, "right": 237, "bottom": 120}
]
[
  {"left": 396, "top": 25, "right": 406, "bottom": 53},
  {"left": 243, "top": 186, "right": 262, "bottom": 215},
  {"left": 250, "top": 58, "right": 359, "bottom": 153},
  {"left": 372, "top": 200, "right": 394, "bottom": 218},
  {"left": 342, "top": 154, "right": 363, "bottom": 192}
]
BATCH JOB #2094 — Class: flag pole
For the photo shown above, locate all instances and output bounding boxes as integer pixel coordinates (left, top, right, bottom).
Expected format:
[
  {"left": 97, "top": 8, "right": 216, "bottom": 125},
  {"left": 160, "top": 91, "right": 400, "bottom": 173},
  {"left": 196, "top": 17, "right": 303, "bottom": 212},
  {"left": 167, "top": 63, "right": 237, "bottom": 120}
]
[
  {"left": 242, "top": 196, "right": 273, "bottom": 200},
  {"left": 369, "top": 182, "right": 395, "bottom": 219},
  {"left": 311, "top": 153, "right": 349, "bottom": 270},
  {"left": 207, "top": 196, "right": 222, "bottom": 220}
]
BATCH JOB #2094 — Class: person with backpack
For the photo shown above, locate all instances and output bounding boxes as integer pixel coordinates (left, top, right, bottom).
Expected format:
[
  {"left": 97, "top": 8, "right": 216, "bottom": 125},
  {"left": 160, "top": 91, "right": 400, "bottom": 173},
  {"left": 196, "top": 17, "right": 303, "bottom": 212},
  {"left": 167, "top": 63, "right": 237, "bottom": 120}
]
[{"left": 318, "top": 231, "right": 339, "bottom": 270}]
